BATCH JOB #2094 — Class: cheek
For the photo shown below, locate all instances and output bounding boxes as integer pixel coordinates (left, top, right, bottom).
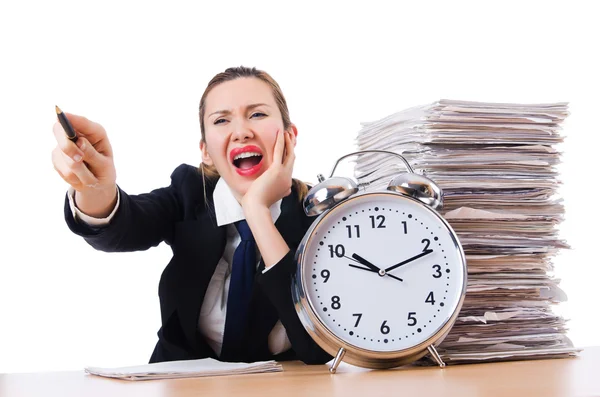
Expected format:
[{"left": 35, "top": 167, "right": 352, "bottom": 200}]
[
  {"left": 262, "top": 121, "right": 282, "bottom": 157},
  {"left": 205, "top": 133, "right": 227, "bottom": 157}
]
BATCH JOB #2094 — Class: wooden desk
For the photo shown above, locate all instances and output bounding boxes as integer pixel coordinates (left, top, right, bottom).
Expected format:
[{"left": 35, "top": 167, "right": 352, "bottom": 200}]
[{"left": 2, "top": 347, "right": 598, "bottom": 397}]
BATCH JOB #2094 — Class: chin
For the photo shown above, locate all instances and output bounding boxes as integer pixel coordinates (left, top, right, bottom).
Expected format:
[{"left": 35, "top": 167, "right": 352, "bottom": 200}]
[
  {"left": 223, "top": 164, "right": 266, "bottom": 202},
  {"left": 226, "top": 176, "right": 251, "bottom": 201}
]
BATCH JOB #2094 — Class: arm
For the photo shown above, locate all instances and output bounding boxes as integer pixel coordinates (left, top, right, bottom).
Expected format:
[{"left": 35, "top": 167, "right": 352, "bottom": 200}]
[
  {"left": 257, "top": 250, "right": 332, "bottom": 364},
  {"left": 64, "top": 164, "right": 190, "bottom": 252},
  {"left": 53, "top": 112, "right": 184, "bottom": 251},
  {"left": 67, "top": 186, "right": 120, "bottom": 226},
  {"left": 242, "top": 130, "right": 296, "bottom": 268},
  {"left": 245, "top": 206, "right": 289, "bottom": 269},
  {"left": 242, "top": 130, "right": 330, "bottom": 362}
]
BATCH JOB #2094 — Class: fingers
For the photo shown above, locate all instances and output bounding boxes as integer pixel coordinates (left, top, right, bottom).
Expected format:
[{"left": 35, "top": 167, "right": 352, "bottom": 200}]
[
  {"left": 51, "top": 113, "right": 114, "bottom": 192},
  {"left": 283, "top": 130, "right": 296, "bottom": 169},
  {"left": 75, "top": 136, "right": 105, "bottom": 172},
  {"left": 64, "top": 113, "right": 107, "bottom": 142},
  {"left": 53, "top": 121, "right": 84, "bottom": 163},
  {"left": 272, "top": 129, "right": 297, "bottom": 167},
  {"left": 53, "top": 123, "right": 105, "bottom": 176},
  {"left": 52, "top": 147, "right": 81, "bottom": 187},
  {"left": 61, "top": 113, "right": 113, "bottom": 155},
  {"left": 273, "top": 129, "right": 286, "bottom": 164},
  {"left": 52, "top": 146, "right": 99, "bottom": 189},
  {"left": 53, "top": 112, "right": 109, "bottom": 173}
]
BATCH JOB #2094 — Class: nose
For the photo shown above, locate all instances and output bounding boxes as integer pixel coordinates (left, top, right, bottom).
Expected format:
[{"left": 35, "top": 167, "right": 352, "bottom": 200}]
[{"left": 231, "top": 119, "right": 254, "bottom": 142}]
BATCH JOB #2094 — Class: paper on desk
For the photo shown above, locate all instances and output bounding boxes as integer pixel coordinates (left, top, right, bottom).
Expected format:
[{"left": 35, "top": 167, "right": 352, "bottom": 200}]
[
  {"left": 440, "top": 346, "right": 582, "bottom": 363},
  {"left": 85, "top": 359, "right": 282, "bottom": 381}
]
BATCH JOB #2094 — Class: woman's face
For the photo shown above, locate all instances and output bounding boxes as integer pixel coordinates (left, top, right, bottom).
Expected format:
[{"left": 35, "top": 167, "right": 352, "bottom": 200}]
[{"left": 201, "top": 77, "right": 294, "bottom": 200}]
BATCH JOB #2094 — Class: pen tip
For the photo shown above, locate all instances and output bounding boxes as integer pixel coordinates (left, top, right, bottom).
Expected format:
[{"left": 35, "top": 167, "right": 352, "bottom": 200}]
[{"left": 55, "top": 105, "right": 62, "bottom": 114}]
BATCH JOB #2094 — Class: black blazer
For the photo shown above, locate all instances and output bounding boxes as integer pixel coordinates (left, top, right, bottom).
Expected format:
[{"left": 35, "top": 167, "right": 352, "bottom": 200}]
[{"left": 64, "top": 164, "right": 332, "bottom": 365}]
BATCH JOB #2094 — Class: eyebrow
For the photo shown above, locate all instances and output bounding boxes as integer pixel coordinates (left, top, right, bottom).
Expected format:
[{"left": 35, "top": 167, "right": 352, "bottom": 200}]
[{"left": 208, "top": 103, "right": 270, "bottom": 118}]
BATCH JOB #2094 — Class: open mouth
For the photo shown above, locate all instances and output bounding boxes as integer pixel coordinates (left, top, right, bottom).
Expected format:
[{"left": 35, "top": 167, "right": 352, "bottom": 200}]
[
  {"left": 230, "top": 145, "right": 264, "bottom": 176},
  {"left": 233, "top": 152, "right": 263, "bottom": 169}
]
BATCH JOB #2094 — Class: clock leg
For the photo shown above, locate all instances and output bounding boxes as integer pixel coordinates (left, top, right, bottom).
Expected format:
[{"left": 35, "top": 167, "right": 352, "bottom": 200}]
[
  {"left": 329, "top": 347, "right": 346, "bottom": 374},
  {"left": 427, "top": 345, "right": 446, "bottom": 368}
]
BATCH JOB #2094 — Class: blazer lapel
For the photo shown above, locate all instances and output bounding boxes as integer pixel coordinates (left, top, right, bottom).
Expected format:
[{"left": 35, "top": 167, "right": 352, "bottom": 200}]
[{"left": 175, "top": 199, "right": 227, "bottom": 352}]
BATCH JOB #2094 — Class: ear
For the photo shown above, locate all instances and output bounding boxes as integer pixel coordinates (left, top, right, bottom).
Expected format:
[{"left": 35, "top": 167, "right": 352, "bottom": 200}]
[
  {"left": 200, "top": 140, "right": 214, "bottom": 166},
  {"left": 288, "top": 124, "right": 298, "bottom": 146}
]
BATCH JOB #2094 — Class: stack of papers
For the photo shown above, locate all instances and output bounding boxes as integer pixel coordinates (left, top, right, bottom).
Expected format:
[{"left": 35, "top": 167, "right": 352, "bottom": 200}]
[
  {"left": 85, "top": 359, "right": 282, "bottom": 381},
  {"left": 354, "top": 99, "right": 579, "bottom": 363}
]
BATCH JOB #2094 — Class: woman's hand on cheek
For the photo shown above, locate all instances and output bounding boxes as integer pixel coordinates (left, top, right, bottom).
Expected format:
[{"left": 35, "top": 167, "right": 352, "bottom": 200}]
[{"left": 241, "top": 130, "right": 295, "bottom": 212}]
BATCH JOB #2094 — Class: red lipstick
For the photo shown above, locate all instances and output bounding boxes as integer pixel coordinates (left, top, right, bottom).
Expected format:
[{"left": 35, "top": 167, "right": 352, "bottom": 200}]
[
  {"left": 229, "top": 145, "right": 263, "bottom": 163},
  {"left": 230, "top": 145, "right": 264, "bottom": 177}
]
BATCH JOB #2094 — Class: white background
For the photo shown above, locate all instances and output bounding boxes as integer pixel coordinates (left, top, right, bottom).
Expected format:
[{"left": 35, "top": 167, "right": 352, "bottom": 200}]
[{"left": 0, "top": 1, "right": 598, "bottom": 373}]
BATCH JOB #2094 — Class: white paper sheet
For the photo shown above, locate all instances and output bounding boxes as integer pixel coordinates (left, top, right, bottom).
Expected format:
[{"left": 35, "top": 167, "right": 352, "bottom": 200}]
[{"left": 85, "top": 359, "right": 282, "bottom": 381}]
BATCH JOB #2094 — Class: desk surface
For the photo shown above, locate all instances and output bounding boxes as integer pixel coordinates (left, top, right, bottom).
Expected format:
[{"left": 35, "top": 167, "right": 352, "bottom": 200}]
[{"left": 2, "top": 347, "right": 598, "bottom": 397}]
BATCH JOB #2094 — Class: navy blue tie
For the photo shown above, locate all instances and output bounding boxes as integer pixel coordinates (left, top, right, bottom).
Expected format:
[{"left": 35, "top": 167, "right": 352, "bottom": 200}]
[{"left": 221, "top": 220, "right": 256, "bottom": 361}]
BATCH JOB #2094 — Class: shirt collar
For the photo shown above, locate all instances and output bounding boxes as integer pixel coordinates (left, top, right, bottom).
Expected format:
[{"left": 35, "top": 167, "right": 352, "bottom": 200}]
[{"left": 213, "top": 177, "right": 282, "bottom": 227}]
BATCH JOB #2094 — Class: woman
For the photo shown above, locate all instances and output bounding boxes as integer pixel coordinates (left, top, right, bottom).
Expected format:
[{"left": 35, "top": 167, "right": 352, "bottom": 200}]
[{"left": 51, "top": 66, "right": 332, "bottom": 365}]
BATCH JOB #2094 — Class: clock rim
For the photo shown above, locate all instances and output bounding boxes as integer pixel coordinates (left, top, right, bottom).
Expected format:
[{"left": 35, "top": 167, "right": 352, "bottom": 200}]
[{"left": 292, "top": 191, "right": 468, "bottom": 368}]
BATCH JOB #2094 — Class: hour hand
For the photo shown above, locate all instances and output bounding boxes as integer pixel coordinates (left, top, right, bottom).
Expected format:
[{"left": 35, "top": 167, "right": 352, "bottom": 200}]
[{"left": 351, "top": 253, "right": 382, "bottom": 273}]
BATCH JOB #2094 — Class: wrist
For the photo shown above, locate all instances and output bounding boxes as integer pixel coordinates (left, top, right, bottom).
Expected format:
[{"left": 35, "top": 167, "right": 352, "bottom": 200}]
[
  {"left": 75, "top": 185, "right": 118, "bottom": 218},
  {"left": 241, "top": 195, "right": 268, "bottom": 213},
  {"left": 243, "top": 201, "right": 270, "bottom": 221}
]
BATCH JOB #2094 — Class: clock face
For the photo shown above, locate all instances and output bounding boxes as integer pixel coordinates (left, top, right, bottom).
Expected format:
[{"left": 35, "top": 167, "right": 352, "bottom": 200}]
[{"left": 299, "top": 192, "right": 466, "bottom": 353}]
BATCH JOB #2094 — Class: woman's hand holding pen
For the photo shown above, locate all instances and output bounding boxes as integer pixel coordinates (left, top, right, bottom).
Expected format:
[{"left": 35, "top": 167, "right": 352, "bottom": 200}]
[{"left": 51, "top": 113, "right": 118, "bottom": 218}]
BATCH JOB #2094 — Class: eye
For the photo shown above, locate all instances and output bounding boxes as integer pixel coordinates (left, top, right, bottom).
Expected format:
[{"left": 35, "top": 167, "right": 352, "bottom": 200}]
[
  {"left": 251, "top": 112, "right": 267, "bottom": 118},
  {"left": 214, "top": 118, "right": 227, "bottom": 125}
]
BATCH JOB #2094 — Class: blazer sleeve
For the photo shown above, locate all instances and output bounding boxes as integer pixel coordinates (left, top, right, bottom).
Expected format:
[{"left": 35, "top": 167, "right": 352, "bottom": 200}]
[
  {"left": 257, "top": 250, "right": 333, "bottom": 365},
  {"left": 63, "top": 164, "right": 190, "bottom": 252}
]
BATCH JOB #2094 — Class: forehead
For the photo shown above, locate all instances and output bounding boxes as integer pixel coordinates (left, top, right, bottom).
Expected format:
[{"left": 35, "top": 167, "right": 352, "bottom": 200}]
[{"left": 205, "top": 77, "right": 276, "bottom": 113}]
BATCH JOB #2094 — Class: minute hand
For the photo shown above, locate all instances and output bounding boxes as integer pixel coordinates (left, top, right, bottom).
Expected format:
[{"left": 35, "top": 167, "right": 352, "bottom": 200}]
[{"left": 384, "top": 249, "right": 433, "bottom": 272}]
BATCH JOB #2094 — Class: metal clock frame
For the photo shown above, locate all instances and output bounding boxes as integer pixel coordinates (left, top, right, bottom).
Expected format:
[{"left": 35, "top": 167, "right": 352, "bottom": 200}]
[{"left": 292, "top": 153, "right": 468, "bottom": 373}]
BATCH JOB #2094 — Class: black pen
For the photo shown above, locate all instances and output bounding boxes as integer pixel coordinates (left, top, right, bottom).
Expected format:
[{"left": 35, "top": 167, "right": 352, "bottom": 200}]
[{"left": 55, "top": 105, "right": 78, "bottom": 143}]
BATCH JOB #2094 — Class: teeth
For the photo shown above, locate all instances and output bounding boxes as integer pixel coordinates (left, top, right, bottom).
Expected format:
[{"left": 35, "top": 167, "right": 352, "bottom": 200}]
[{"left": 233, "top": 152, "right": 262, "bottom": 161}]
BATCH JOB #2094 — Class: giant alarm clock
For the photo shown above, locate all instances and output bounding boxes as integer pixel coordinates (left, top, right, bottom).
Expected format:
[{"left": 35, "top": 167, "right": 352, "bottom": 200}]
[{"left": 292, "top": 150, "right": 467, "bottom": 373}]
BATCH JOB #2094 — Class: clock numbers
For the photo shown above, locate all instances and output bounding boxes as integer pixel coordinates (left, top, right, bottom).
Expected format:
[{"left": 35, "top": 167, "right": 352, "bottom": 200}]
[
  {"left": 407, "top": 312, "right": 417, "bottom": 326},
  {"left": 422, "top": 238, "right": 431, "bottom": 251},
  {"left": 331, "top": 296, "right": 341, "bottom": 310},
  {"left": 380, "top": 321, "right": 390, "bottom": 334},
  {"left": 303, "top": 194, "right": 465, "bottom": 352},
  {"left": 432, "top": 264, "right": 442, "bottom": 278},
  {"left": 346, "top": 225, "right": 361, "bottom": 238},
  {"left": 369, "top": 215, "right": 386, "bottom": 228},
  {"left": 328, "top": 244, "right": 345, "bottom": 258},
  {"left": 352, "top": 313, "right": 363, "bottom": 327},
  {"left": 426, "top": 291, "right": 436, "bottom": 305}
]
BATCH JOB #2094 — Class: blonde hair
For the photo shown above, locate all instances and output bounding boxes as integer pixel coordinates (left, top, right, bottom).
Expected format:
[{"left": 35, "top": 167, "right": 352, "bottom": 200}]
[{"left": 198, "top": 66, "right": 309, "bottom": 203}]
